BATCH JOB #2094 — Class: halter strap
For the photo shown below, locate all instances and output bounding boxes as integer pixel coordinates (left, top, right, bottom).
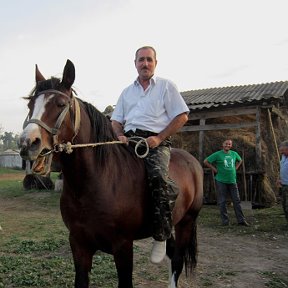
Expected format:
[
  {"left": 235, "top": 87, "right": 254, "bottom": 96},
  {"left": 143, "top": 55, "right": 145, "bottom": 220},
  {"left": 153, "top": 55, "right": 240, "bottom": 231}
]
[
  {"left": 27, "top": 104, "right": 70, "bottom": 135},
  {"left": 37, "top": 89, "right": 71, "bottom": 99},
  {"left": 23, "top": 89, "right": 80, "bottom": 138}
]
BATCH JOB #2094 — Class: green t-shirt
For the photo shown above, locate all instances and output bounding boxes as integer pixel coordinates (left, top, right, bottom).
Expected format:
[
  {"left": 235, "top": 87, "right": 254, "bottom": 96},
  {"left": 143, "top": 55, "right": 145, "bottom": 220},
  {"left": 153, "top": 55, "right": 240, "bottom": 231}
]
[{"left": 205, "top": 150, "right": 242, "bottom": 184}]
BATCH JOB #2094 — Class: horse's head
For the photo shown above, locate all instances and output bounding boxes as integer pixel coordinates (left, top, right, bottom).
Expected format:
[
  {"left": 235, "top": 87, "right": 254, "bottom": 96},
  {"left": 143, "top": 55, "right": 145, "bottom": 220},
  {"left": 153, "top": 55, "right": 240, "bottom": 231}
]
[{"left": 19, "top": 59, "right": 79, "bottom": 174}]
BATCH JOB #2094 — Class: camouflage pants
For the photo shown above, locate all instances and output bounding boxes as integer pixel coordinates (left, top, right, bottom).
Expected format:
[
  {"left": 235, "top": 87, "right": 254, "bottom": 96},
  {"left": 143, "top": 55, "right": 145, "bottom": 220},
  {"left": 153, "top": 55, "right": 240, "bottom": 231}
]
[
  {"left": 144, "top": 145, "right": 172, "bottom": 241},
  {"left": 280, "top": 186, "right": 288, "bottom": 222},
  {"left": 125, "top": 129, "right": 173, "bottom": 241}
]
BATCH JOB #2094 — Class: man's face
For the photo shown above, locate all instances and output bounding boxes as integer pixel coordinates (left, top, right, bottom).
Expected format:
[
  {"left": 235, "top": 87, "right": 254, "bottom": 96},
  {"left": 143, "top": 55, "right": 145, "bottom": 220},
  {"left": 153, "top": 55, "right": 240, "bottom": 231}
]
[
  {"left": 134, "top": 48, "right": 157, "bottom": 81},
  {"left": 279, "top": 146, "right": 288, "bottom": 156},
  {"left": 223, "top": 140, "right": 233, "bottom": 151}
]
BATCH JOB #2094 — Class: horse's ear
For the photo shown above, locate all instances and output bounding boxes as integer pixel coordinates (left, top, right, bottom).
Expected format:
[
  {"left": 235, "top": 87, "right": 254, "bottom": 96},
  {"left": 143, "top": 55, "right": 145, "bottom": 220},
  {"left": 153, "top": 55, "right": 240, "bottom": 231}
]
[
  {"left": 61, "top": 59, "right": 75, "bottom": 90},
  {"left": 35, "top": 64, "right": 46, "bottom": 83}
]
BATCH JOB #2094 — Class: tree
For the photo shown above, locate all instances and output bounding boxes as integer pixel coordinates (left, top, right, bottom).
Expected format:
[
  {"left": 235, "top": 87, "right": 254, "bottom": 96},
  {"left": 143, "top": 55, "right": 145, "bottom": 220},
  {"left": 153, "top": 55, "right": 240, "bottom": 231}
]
[
  {"left": 103, "top": 105, "right": 114, "bottom": 116},
  {"left": 0, "top": 131, "right": 19, "bottom": 151}
]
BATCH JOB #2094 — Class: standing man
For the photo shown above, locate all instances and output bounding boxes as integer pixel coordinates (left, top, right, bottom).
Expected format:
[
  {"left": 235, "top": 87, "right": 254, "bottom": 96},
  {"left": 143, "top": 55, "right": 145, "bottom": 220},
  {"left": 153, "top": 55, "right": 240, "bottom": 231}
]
[
  {"left": 111, "top": 46, "right": 189, "bottom": 264},
  {"left": 204, "top": 139, "right": 249, "bottom": 226},
  {"left": 278, "top": 141, "right": 288, "bottom": 223}
]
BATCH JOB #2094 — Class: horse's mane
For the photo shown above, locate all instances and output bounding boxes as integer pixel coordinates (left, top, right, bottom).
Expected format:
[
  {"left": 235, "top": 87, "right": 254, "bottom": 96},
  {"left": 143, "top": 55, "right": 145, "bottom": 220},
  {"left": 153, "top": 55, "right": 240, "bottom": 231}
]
[
  {"left": 76, "top": 97, "right": 135, "bottom": 166},
  {"left": 77, "top": 98, "right": 138, "bottom": 164},
  {"left": 78, "top": 98, "right": 116, "bottom": 143}
]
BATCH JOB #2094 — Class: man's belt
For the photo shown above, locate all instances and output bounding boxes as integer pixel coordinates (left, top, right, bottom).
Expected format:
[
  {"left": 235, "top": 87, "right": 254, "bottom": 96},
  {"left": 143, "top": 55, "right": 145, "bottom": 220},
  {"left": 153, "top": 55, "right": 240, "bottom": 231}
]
[
  {"left": 125, "top": 129, "right": 172, "bottom": 147},
  {"left": 125, "top": 129, "right": 158, "bottom": 138}
]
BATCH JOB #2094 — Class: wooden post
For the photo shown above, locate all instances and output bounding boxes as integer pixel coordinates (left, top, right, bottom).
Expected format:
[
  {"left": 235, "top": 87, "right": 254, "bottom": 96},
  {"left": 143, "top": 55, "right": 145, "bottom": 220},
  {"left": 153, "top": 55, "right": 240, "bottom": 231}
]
[
  {"left": 241, "top": 149, "right": 247, "bottom": 201},
  {"left": 25, "top": 160, "right": 31, "bottom": 174},
  {"left": 211, "top": 169, "right": 217, "bottom": 201},
  {"left": 255, "top": 107, "right": 262, "bottom": 170},
  {"left": 198, "top": 118, "right": 205, "bottom": 163},
  {"left": 267, "top": 108, "right": 280, "bottom": 161}
]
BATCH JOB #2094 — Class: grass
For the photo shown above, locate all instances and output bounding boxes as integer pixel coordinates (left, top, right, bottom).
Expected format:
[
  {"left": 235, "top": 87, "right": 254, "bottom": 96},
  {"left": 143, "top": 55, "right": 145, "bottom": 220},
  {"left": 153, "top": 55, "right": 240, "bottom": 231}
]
[
  {"left": 0, "top": 168, "right": 117, "bottom": 288},
  {"left": 198, "top": 203, "right": 287, "bottom": 237},
  {"left": 0, "top": 167, "right": 23, "bottom": 174},
  {"left": 0, "top": 168, "right": 287, "bottom": 287}
]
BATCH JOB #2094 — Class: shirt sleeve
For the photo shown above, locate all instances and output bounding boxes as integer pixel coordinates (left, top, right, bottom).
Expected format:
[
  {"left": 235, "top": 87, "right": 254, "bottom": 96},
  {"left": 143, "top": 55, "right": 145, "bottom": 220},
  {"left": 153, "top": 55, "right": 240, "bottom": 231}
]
[
  {"left": 111, "top": 91, "right": 125, "bottom": 124},
  {"left": 205, "top": 152, "right": 217, "bottom": 164},
  {"left": 164, "top": 80, "right": 190, "bottom": 120}
]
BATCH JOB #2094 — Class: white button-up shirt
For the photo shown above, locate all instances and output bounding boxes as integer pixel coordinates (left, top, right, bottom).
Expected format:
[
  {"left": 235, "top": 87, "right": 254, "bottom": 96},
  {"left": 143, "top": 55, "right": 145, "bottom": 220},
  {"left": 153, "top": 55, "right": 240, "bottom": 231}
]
[{"left": 111, "top": 76, "right": 189, "bottom": 133}]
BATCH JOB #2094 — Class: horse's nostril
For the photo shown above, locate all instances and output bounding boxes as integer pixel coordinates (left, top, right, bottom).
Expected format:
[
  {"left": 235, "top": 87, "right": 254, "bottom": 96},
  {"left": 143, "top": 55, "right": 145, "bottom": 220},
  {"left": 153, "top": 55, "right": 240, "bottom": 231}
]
[{"left": 30, "top": 137, "right": 41, "bottom": 151}]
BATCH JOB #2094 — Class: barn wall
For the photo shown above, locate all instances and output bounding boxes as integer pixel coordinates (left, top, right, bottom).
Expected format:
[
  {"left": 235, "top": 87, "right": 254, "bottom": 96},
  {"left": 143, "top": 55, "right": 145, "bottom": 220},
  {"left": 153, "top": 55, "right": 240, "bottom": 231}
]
[{"left": 172, "top": 106, "right": 288, "bottom": 207}]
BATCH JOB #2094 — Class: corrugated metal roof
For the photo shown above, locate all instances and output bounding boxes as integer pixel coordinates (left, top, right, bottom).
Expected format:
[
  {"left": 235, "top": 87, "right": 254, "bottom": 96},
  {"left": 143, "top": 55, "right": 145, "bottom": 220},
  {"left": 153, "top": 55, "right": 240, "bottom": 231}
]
[{"left": 181, "top": 81, "right": 288, "bottom": 110}]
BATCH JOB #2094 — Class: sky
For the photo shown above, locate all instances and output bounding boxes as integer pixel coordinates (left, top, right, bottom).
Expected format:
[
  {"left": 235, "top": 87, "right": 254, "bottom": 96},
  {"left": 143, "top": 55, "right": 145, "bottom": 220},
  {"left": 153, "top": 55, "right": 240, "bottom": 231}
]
[{"left": 1, "top": 0, "right": 288, "bottom": 134}]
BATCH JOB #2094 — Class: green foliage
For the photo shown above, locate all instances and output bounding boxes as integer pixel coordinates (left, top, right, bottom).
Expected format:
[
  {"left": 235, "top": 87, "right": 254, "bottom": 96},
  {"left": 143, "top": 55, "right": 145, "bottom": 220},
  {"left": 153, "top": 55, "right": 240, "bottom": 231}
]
[
  {"left": 0, "top": 131, "right": 19, "bottom": 151},
  {"left": 4, "top": 238, "right": 66, "bottom": 254}
]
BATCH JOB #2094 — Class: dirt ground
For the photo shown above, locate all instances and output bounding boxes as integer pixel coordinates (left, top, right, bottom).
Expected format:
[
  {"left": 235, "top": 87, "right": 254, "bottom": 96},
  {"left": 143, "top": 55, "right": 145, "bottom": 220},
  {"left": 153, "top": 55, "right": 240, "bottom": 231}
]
[
  {"left": 133, "top": 229, "right": 288, "bottom": 288},
  {"left": 0, "top": 173, "right": 25, "bottom": 181},
  {"left": 132, "top": 205, "right": 288, "bottom": 288}
]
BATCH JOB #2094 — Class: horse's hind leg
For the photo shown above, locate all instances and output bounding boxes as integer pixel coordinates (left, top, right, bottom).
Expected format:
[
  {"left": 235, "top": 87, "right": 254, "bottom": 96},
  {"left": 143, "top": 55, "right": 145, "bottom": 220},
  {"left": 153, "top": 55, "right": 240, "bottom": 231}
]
[
  {"left": 113, "top": 240, "right": 134, "bottom": 288},
  {"left": 166, "top": 212, "right": 199, "bottom": 288},
  {"left": 166, "top": 235, "right": 182, "bottom": 287}
]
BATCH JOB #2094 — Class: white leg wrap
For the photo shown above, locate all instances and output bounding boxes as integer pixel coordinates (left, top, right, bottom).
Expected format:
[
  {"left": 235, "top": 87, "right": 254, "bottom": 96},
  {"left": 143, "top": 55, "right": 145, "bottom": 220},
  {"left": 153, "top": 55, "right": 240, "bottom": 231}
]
[{"left": 167, "top": 258, "right": 177, "bottom": 288}]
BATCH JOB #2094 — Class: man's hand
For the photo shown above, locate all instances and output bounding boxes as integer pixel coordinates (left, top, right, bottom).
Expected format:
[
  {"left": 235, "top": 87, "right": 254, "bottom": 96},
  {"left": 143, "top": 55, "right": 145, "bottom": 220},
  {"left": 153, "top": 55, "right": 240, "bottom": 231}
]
[
  {"left": 211, "top": 167, "right": 218, "bottom": 174},
  {"left": 118, "top": 135, "right": 128, "bottom": 144},
  {"left": 277, "top": 179, "right": 282, "bottom": 188},
  {"left": 146, "top": 135, "right": 162, "bottom": 149}
]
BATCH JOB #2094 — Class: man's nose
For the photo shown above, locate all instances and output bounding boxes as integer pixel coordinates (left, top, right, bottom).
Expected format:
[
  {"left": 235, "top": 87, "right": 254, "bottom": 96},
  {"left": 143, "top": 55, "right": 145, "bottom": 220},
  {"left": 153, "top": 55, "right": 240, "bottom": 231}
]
[{"left": 143, "top": 59, "right": 149, "bottom": 66}]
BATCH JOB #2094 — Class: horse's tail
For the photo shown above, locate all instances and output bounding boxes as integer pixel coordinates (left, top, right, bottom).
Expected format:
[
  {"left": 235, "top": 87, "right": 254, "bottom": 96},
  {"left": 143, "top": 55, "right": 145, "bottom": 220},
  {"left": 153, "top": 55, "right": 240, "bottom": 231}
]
[
  {"left": 183, "top": 158, "right": 203, "bottom": 275},
  {"left": 184, "top": 211, "right": 199, "bottom": 276}
]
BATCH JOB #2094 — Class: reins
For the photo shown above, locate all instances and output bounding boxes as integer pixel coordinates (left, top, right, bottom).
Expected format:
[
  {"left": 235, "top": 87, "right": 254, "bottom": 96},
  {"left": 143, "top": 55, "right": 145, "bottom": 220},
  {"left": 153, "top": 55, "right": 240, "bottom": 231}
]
[{"left": 41, "top": 136, "right": 150, "bottom": 159}]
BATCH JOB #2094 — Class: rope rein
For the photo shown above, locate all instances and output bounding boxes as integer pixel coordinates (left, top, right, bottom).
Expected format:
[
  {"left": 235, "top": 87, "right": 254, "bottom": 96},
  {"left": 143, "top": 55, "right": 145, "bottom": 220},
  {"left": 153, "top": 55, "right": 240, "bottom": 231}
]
[{"left": 41, "top": 136, "right": 150, "bottom": 159}]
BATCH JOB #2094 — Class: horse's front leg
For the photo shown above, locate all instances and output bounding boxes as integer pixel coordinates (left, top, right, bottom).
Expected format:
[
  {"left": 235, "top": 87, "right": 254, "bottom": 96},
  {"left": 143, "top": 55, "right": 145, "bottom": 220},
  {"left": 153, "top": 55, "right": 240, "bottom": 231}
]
[
  {"left": 113, "top": 240, "right": 134, "bottom": 288},
  {"left": 69, "top": 234, "right": 94, "bottom": 288}
]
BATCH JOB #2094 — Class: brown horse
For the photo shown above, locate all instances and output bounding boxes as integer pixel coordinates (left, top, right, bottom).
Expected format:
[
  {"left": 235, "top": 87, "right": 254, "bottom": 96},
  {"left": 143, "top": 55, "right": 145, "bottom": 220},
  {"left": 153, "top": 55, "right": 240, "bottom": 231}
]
[{"left": 19, "top": 60, "right": 203, "bottom": 288}]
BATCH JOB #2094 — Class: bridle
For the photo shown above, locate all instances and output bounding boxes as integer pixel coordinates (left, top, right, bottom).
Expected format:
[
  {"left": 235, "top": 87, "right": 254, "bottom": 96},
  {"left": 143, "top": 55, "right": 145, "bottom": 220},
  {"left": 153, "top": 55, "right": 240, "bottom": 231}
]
[
  {"left": 23, "top": 89, "right": 81, "bottom": 152},
  {"left": 22, "top": 89, "right": 81, "bottom": 175}
]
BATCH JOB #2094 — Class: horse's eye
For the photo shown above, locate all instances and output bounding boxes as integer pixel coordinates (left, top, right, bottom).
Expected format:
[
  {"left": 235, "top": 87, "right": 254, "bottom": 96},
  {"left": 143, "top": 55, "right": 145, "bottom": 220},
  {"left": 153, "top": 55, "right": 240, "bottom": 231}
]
[{"left": 56, "top": 97, "right": 67, "bottom": 108}]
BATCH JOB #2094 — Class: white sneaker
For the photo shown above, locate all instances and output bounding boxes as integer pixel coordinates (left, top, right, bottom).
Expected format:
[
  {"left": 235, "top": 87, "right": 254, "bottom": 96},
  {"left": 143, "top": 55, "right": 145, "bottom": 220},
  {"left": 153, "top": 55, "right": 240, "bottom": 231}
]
[{"left": 150, "top": 240, "right": 166, "bottom": 264}]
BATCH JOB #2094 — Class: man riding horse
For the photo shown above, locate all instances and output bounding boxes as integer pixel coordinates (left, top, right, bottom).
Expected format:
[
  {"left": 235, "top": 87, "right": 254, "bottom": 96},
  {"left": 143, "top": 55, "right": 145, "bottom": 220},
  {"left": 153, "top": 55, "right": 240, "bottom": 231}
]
[{"left": 111, "top": 46, "right": 189, "bottom": 263}]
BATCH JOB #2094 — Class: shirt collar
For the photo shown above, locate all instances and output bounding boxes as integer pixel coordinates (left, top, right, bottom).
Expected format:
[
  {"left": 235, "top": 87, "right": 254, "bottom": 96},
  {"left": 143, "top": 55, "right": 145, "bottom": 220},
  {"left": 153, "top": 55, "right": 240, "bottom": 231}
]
[{"left": 134, "top": 75, "right": 157, "bottom": 86}]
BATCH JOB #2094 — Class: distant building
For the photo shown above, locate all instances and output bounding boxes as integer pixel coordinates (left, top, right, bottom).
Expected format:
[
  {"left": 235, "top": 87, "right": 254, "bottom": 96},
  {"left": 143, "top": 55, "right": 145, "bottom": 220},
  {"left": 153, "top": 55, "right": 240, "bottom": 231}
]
[{"left": 0, "top": 149, "right": 22, "bottom": 169}]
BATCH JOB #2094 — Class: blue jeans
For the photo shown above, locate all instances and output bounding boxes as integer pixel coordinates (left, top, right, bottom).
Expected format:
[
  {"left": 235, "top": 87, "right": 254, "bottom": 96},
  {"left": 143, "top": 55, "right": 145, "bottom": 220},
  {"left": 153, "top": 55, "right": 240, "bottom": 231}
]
[
  {"left": 280, "top": 185, "right": 288, "bottom": 222},
  {"left": 215, "top": 180, "right": 245, "bottom": 224}
]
